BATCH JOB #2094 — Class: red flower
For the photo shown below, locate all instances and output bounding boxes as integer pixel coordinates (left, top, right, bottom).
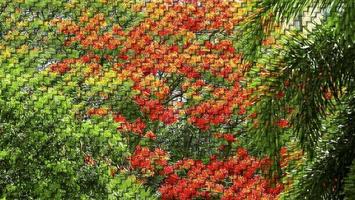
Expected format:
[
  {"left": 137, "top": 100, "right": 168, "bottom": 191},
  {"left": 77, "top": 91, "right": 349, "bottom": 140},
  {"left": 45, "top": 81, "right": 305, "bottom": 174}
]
[
  {"left": 81, "top": 55, "right": 91, "bottom": 63},
  {"left": 223, "top": 134, "right": 235, "bottom": 143},
  {"left": 158, "top": 146, "right": 283, "bottom": 199},
  {"left": 114, "top": 114, "right": 127, "bottom": 123},
  {"left": 131, "top": 118, "right": 146, "bottom": 135},
  {"left": 112, "top": 24, "right": 124, "bottom": 35},
  {"left": 154, "top": 148, "right": 167, "bottom": 156},
  {"left": 276, "top": 91, "right": 285, "bottom": 99},
  {"left": 205, "top": 41, "right": 213, "bottom": 49},
  {"left": 165, "top": 173, "right": 180, "bottom": 184},
  {"left": 163, "top": 166, "right": 174, "bottom": 175},
  {"left": 170, "top": 45, "right": 179, "bottom": 52},
  {"left": 249, "top": 112, "right": 257, "bottom": 119},
  {"left": 237, "top": 147, "right": 248, "bottom": 158},
  {"left": 277, "top": 119, "right": 289, "bottom": 128},
  {"left": 280, "top": 147, "right": 287, "bottom": 156},
  {"left": 118, "top": 54, "right": 129, "bottom": 60},
  {"left": 144, "top": 131, "right": 157, "bottom": 140},
  {"left": 323, "top": 90, "right": 333, "bottom": 100},
  {"left": 50, "top": 63, "right": 70, "bottom": 74}
]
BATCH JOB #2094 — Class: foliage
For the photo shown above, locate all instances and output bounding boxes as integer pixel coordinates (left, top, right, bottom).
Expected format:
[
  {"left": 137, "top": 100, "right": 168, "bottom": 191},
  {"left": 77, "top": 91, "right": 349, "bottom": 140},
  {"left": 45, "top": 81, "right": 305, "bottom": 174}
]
[
  {"left": 0, "top": 75, "right": 154, "bottom": 198},
  {"left": 1, "top": 0, "right": 354, "bottom": 199},
  {"left": 42, "top": 0, "right": 286, "bottom": 198},
  {"left": 244, "top": 0, "right": 355, "bottom": 199},
  {"left": 130, "top": 146, "right": 284, "bottom": 200},
  {"left": 344, "top": 160, "right": 355, "bottom": 200},
  {"left": 0, "top": 0, "right": 155, "bottom": 199},
  {"left": 281, "top": 94, "right": 355, "bottom": 199},
  {"left": 47, "top": 0, "right": 256, "bottom": 162}
]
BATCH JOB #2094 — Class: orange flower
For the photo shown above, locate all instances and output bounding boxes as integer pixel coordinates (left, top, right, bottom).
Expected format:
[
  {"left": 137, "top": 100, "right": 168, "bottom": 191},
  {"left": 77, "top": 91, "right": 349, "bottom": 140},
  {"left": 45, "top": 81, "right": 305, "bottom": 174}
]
[{"left": 87, "top": 108, "right": 108, "bottom": 116}]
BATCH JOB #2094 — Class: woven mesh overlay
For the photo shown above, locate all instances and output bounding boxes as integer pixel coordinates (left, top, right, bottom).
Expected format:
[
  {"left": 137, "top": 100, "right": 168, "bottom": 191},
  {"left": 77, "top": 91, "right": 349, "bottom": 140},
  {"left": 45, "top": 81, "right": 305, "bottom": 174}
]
[{"left": 1, "top": 0, "right": 354, "bottom": 199}]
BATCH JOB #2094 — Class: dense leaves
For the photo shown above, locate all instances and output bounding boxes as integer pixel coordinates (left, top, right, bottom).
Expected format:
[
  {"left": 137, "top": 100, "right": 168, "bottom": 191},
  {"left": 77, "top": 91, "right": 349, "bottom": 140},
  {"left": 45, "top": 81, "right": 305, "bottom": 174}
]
[{"left": 1, "top": 0, "right": 354, "bottom": 199}]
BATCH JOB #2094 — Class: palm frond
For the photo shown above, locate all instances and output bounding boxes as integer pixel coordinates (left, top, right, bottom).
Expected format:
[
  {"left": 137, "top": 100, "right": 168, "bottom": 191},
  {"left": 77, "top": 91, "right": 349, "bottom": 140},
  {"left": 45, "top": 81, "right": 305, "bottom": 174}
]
[
  {"left": 344, "top": 160, "right": 355, "bottom": 200},
  {"left": 284, "top": 94, "right": 355, "bottom": 199}
]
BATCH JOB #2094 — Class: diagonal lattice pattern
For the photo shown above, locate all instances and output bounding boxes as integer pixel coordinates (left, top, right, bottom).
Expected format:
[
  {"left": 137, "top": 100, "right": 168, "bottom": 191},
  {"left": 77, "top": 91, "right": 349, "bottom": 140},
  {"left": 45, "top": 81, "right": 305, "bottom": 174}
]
[{"left": 1, "top": 0, "right": 354, "bottom": 199}]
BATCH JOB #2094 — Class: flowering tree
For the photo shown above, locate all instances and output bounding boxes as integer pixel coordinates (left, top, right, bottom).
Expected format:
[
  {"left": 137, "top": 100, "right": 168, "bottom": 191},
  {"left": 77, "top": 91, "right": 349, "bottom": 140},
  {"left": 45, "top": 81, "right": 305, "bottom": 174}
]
[
  {"left": 2, "top": 0, "right": 354, "bottom": 199},
  {"left": 131, "top": 146, "right": 284, "bottom": 200},
  {"left": 0, "top": 1, "right": 156, "bottom": 198},
  {"left": 2, "top": 0, "right": 330, "bottom": 199},
  {"left": 46, "top": 0, "right": 286, "bottom": 199}
]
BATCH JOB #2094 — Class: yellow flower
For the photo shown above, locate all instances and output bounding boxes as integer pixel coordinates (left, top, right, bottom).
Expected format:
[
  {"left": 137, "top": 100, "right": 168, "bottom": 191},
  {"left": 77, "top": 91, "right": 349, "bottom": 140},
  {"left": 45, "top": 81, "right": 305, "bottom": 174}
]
[
  {"left": 2, "top": 48, "right": 12, "bottom": 59},
  {"left": 185, "top": 32, "right": 196, "bottom": 42},
  {"left": 17, "top": 45, "right": 29, "bottom": 54}
]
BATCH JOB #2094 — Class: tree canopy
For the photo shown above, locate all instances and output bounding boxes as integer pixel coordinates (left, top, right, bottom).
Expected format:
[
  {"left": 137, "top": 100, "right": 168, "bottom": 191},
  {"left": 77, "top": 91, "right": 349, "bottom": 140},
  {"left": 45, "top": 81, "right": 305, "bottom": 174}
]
[{"left": 0, "top": 0, "right": 354, "bottom": 199}]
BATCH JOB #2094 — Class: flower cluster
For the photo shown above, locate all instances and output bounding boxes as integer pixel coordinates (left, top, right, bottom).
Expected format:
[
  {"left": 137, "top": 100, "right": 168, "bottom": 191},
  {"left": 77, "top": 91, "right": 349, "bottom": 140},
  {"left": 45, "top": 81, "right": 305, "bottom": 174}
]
[
  {"left": 129, "top": 146, "right": 284, "bottom": 200},
  {"left": 159, "top": 148, "right": 283, "bottom": 200},
  {"left": 213, "top": 133, "right": 236, "bottom": 143},
  {"left": 276, "top": 119, "right": 289, "bottom": 129},
  {"left": 87, "top": 108, "right": 108, "bottom": 116},
  {"left": 185, "top": 83, "right": 253, "bottom": 130},
  {"left": 134, "top": 96, "right": 177, "bottom": 125},
  {"left": 130, "top": 146, "right": 169, "bottom": 177},
  {"left": 49, "top": 58, "right": 77, "bottom": 74},
  {"left": 49, "top": 2, "right": 287, "bottom": 199},
  {"left": 114, "top": 115, "right": 146, "bottom": 135},
  {"left": 49, "top": 0, "right": 256, "bottom": 131}
]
